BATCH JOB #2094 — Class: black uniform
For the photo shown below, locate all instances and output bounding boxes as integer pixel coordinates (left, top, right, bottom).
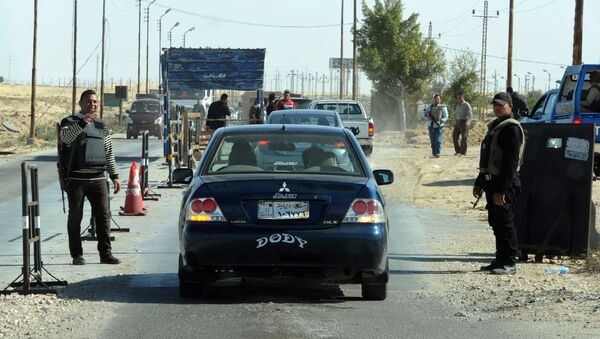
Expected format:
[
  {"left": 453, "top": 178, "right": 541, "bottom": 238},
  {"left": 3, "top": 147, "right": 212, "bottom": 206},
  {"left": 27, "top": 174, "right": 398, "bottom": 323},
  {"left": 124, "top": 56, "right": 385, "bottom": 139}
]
[
  {"left": 510, "top": 93, "right": 528, "bottom": 120},
  {"left": 206, "top": 100, "right": 230, "bottom": 130},
  {"left": 475, "top": 116, "right": 523, "bottom": 266}
]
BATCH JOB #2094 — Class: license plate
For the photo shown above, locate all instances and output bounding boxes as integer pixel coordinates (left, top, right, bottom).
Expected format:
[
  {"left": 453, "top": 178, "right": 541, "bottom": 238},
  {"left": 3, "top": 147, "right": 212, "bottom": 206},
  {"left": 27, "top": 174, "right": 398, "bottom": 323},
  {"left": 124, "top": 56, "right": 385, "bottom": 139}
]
[{"left": 257, "top": 201, "right": 309, "bottom": 220}]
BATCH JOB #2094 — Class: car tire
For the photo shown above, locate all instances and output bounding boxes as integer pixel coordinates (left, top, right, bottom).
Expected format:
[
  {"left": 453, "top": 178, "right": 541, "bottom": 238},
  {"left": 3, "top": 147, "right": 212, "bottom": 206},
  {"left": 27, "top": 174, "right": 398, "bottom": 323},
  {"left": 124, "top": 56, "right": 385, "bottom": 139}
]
[
  {"left": 178, "top": 254, "right": 201, "bottom": 298},
  {"left": 361, "top": 283, "right": 387, "bottom": 300}
]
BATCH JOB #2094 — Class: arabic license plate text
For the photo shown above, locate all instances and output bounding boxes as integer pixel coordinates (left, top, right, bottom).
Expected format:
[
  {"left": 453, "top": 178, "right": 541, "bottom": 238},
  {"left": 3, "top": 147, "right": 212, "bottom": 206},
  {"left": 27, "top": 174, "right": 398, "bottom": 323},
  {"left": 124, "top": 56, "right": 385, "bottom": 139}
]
[{"left": 257, "top": 201, "right": 309, "bottom": 220}]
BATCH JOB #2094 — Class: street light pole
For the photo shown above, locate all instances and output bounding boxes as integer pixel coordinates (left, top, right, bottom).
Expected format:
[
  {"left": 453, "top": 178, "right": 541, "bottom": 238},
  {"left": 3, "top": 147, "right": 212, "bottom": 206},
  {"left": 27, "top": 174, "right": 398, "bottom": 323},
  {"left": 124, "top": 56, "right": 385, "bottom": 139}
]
[
  {"left": 29, "top": 0, "right": 39, "bottom": 143},
  {"left": 527, "top": 72, "right": 535, "bottom": 93},
  {"left": 513, "top": 74, "right": 520, "bottom": 94},
  {"left": 158, "top": 8, "right": 171, "bottom": 94},
  {"left": 168, "top": 22, "right": 180, "bottom": 48},
  {"left": 137, "top": 0, "right": 141, "bottom": 95},
  {"left": 542, "top": 69, "right": 551, "bottom": 91},
  {"left": 182, "top": 27, "right": 195, "bottom": 48},
  {"left": 145, "top": 0, "right": 156, "bottom": 94}
]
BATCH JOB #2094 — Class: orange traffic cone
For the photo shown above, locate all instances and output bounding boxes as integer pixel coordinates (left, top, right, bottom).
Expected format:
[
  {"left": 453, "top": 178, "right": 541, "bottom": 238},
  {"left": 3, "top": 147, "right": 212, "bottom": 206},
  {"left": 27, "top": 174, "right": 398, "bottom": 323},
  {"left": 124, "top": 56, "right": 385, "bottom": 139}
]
[{"left": 119, "top": 162, "right": 147, "bottom": 216}]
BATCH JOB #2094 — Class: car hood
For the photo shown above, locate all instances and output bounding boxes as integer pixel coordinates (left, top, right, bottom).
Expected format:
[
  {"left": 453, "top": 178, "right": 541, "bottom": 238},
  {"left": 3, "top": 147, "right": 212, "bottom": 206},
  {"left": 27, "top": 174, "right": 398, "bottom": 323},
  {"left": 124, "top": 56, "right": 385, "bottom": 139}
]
[{"left": 197, "top": 175, "right": 369, "bottom": 229}]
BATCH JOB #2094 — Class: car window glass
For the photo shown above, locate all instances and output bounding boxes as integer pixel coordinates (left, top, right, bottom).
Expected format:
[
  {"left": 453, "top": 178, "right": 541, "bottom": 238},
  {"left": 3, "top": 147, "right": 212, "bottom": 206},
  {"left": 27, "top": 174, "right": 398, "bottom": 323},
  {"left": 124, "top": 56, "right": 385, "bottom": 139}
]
[
  {"left": 131, "top": 101, "right": 161, "bottom": 114},
  {"left": 531, "top": 94, "right": 547, "bottom": 117},
  {"left": 543, "top": 93, "right": 558, "bottom": 116},
  {"left": 205, "top": 133, "right": 363, "bottom": 176},
  {"left": 269, "top": 114, "right": 338, "bottom": 127},
  {"left": 314, "top": 103, "right": 361, "bottom": 115}
]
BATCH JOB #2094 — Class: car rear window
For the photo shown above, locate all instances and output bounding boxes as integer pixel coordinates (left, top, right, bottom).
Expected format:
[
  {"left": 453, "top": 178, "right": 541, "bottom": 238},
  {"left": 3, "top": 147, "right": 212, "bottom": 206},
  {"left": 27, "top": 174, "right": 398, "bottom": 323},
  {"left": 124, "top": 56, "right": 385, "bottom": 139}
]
[
  {"left": 130, "top": 101, "right": 161, "bottom": 114},
  {"left": 205, "top": 133, "right": 363, "bottom": 176},
  {"left": 268, "top": 114, "right": 340, "bottom": 127},
  {"left": 313, "top": 103, "right": 362, "bottom": 115}
]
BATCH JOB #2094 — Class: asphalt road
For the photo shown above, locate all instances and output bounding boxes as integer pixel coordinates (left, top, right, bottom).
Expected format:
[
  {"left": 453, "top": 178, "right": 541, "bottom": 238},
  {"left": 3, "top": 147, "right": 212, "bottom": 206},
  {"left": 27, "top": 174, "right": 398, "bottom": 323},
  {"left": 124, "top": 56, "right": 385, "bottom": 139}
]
[{"left": 0, "top": 137, "right": 597, "bottom": 338}]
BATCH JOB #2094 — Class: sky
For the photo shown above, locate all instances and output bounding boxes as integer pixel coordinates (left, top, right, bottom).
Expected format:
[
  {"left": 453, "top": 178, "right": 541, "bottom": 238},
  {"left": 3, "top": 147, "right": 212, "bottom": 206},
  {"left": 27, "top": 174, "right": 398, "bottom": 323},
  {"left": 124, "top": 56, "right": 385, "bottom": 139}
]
[{"left": 0, "top": 0, "right": 598, "bottom": 96}]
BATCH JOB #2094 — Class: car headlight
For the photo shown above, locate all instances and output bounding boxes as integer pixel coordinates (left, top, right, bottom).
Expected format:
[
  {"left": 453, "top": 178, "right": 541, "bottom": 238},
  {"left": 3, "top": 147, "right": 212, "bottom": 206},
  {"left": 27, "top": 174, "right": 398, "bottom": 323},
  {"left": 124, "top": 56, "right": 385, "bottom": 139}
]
[
  {"left": 154, "top": 116, "right": 162, "bottom": 124},
  {"left": 127, "top": 117, "right": 134, "bottom": 124},
  {"left": 342, "top": 199, "right": 385, "bottom": 223}
]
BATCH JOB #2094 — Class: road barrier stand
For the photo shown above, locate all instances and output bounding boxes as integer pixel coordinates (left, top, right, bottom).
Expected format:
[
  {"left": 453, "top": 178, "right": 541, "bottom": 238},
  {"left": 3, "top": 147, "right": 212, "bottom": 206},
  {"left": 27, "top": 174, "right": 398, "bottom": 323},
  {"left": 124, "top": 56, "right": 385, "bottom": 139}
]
[
  {"left": 140, "top": 131, "right": 161, "bottom": 201},
  {"left": 157, "top": 132, "right": 184, "bottom": 189},
  {"left": 1, "top": 162, "right": 67, "bottom": 295}
]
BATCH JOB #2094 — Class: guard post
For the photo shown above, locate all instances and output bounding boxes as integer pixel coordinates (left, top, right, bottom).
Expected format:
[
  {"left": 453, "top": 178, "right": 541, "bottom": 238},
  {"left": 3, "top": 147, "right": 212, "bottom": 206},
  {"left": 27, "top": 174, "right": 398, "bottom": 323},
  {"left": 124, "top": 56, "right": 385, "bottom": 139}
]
[{"left": 1, "top": 162, "right": 67, "bottom": 295}]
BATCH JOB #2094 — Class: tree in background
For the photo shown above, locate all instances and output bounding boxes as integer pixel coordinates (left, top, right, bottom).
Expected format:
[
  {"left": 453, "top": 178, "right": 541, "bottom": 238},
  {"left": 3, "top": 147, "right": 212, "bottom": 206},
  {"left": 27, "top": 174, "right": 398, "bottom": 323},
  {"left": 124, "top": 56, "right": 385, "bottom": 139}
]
[
  {"left": 0, "top": 76, "right": 4, "bottom": 84},
  {"left": 356, "top": 0, "right": 445, "bottom": 130},
  {"left": 442, "top": 51, "right": 479, "bottom": 116}
]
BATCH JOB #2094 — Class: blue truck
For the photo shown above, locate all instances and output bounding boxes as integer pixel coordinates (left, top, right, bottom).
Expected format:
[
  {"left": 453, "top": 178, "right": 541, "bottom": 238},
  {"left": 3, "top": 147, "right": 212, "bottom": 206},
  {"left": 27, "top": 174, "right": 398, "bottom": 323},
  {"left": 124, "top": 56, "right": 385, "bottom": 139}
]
[{"left": 520, "top": 64, "right": 600, "bottom": 175}]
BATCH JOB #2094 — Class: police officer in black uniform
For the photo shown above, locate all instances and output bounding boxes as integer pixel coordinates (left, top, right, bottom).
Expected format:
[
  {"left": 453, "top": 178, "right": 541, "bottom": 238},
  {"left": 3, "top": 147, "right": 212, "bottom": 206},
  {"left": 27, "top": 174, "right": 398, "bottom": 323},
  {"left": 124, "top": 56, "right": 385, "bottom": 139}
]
[
  {"left": 473, "top": 92, "right": 525, "bottom": 275},
  {"left": 59, "top": 89, "right": 122, "bottom": 265}
]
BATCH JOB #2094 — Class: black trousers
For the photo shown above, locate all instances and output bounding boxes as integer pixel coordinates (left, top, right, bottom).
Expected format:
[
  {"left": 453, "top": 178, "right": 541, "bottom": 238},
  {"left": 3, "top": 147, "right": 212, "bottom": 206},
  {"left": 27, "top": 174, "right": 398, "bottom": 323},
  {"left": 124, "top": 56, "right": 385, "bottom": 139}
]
[
  {"left": 66, "top": 178, "right": 112, "bottom": 258},
  {"left": 485, "top": 187, "right": 519, "bottom": 265}
]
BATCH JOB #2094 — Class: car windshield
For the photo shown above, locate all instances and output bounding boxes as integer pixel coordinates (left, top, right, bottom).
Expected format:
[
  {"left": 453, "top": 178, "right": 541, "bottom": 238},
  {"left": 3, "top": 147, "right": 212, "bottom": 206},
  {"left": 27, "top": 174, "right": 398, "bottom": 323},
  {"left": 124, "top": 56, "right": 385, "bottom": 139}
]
[
  {"left": 268, "top": 114, "right": 340, "bottom": 127},
  {"left": 313, "top": 102, "right": 362, "bottom": 115},
  {"left": 205, "top": 132, "right": 363, "bottom": 176},
  {"left": 130, "top": 101, "right": 160, "bottom": 114}
]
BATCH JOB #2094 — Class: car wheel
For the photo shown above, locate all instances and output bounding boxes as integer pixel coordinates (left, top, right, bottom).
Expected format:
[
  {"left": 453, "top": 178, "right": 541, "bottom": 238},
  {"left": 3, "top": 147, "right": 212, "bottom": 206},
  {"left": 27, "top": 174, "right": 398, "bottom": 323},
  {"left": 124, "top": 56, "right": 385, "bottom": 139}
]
[
  {"left": 178, "top": 254, "right": 201, "bottom": 298},
  {"left": 361, "top": 283, "right": 387, "bottom": 300}
]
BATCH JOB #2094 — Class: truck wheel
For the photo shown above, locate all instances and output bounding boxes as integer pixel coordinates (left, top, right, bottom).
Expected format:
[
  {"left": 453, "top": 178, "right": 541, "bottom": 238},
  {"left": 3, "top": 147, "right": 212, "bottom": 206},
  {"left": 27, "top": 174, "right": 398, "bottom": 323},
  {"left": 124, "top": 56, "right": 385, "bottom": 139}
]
[{"left": 361, "top": 283, "right": 387, "bottom": 300}]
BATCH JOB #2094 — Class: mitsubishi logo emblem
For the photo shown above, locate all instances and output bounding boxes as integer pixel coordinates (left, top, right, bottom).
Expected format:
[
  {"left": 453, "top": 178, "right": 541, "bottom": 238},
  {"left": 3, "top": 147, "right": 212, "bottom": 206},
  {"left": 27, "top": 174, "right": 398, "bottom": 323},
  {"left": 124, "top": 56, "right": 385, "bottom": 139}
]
[{"left": 278, "top": 182, "right": 290, "bottom": 193}]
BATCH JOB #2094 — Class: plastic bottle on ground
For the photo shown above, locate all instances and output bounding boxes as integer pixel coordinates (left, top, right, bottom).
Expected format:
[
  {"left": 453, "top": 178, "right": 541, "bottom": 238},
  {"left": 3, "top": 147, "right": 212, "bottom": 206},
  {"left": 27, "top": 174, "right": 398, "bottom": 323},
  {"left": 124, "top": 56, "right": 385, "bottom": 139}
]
[{"left": 543, "top": 266, "right": 569, "bottom": 275}]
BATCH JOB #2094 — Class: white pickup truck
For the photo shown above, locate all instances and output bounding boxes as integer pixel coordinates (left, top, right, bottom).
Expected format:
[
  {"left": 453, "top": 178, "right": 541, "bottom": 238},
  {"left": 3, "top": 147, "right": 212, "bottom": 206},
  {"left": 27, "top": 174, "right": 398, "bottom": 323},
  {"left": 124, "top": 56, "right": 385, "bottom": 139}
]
[{"left": 308, "top": 99, "right": 374, "bottom": 155}]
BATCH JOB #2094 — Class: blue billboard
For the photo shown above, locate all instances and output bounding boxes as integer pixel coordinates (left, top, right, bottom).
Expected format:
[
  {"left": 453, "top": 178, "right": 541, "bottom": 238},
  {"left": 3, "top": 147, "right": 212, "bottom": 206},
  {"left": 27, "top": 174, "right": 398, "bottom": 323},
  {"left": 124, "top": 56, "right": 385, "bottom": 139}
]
[{"left": 162, "top": 48, "right": 265, "bottom": 99}]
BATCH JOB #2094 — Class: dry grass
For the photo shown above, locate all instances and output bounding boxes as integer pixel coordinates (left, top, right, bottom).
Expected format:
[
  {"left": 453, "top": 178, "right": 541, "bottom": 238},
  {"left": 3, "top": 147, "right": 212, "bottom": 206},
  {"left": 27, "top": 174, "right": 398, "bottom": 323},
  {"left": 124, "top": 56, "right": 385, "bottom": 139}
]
[{"left": 0, "top": 84, "right": 126, "bottom": 153}]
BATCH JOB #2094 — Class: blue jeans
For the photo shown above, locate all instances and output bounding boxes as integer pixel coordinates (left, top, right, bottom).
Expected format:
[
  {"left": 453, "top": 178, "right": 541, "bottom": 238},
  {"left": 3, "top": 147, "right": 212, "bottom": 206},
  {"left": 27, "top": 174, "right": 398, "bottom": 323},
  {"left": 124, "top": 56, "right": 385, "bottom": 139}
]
[{"left": 428, "top": 125, "right": 444, "bottom": 156}]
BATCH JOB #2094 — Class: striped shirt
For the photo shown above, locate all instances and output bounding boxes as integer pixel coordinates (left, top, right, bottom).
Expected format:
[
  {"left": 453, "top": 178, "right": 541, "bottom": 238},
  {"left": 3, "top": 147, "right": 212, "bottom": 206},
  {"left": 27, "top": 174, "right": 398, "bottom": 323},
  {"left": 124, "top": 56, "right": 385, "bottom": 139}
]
[{"left": 60, "top": 113, "right": 118, "bottom": 180}]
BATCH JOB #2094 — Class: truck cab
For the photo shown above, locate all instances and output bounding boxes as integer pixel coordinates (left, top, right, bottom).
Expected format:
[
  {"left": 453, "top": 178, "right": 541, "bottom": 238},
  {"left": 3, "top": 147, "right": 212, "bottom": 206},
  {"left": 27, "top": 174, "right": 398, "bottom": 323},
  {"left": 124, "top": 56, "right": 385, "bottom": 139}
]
[{"left": 521, "top": 64, "right": 600, "bottom": 175}]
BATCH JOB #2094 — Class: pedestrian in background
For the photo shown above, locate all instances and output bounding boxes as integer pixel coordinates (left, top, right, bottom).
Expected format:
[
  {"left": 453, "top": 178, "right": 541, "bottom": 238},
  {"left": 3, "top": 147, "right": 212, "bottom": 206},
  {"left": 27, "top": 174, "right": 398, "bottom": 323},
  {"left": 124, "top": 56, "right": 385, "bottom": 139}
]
[
  {"left": 207, "top": 93, "right": 230, "bottom": 131},
  {"left": 266, "top": 93, "right": 276, "bottom": 117},
  {"left": 473, "top": 92, "right": 525, "bottom": 275},
  {"left": 453, "top": 93, "right": 472, "bottom": 156},
  {"left": 59, "top": 89, "right": 122, "bottom": 265},
  {"left": 423, "top": 94, "right": 448, "bottom": 158},
  {"left": 506, "top": 87, "right": 528, "bottom": 120},
  {"left": 248, "top": 98, "right": 262, "bottom": 124},
  {"left": 275, "top": 89, "right": 296, "bottom": 110}
]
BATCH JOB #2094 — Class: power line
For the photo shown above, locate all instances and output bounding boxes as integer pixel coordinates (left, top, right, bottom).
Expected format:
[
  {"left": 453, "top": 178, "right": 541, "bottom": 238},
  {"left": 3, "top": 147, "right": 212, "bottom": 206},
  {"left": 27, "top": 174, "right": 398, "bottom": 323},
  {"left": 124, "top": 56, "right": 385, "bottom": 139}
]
[
  {"left": 147, "top": 1, "right": 353, "bottom": 29},
  {"left": 440, "top": 45, "right": 568, "bottom": 67},
  {"left": 516, "top": 0, "right": 561, "bottom": 13},
  {"left": 431, "top": 0, "right": 480, "bottom": 24}
]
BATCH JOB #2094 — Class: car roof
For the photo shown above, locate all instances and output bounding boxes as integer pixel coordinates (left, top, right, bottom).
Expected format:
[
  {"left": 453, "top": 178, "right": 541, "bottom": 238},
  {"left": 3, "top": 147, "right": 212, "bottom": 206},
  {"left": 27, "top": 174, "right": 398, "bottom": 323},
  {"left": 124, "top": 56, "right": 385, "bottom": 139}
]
[
  {"left": 268, "top": 109, "right": 337, "bottom": 116},
  {"left": 133, "top": 98, "right": 161, "bottom": 103},
  {"left": 311, "top": 99, "right": 361, "bottom": 104},
  {"left": 215, "top": 123, "right": 347, "bottom": 136}
]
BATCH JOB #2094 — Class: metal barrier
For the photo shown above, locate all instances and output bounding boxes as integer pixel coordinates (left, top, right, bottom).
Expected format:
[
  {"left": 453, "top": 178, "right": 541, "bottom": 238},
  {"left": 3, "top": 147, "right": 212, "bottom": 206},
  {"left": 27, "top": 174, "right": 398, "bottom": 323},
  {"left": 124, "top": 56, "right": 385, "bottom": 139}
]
[
  {"left": 157, "top": 129, "right": 183, "bottom": 189},
  {"left": 1, "top": 162, "right": 67, "bottom": 295},
  {"left": 140, "top": 131, "right": 161, "bottom": 200}
]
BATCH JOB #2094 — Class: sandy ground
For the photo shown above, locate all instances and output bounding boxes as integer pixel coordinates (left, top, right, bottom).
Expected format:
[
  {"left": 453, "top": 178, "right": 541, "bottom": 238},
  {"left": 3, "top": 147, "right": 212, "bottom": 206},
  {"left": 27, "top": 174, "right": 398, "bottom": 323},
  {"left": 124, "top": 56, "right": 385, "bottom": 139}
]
[{"left": 1, "top": 83, "right": 600, "bottom": 335}]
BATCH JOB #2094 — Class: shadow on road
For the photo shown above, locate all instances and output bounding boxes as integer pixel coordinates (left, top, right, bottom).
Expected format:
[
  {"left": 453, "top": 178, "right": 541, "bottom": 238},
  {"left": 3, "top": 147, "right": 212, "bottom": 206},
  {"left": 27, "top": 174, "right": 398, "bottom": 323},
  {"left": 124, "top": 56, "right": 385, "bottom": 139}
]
[
  {"left": 388, "top": 253, "right": 491, "bottom": 264},
  {"left": 58, "top": 273, "right": 348, "bottom": 305},
  {"left": 421, "top": 179, "right": 474, "bottom": 187}
]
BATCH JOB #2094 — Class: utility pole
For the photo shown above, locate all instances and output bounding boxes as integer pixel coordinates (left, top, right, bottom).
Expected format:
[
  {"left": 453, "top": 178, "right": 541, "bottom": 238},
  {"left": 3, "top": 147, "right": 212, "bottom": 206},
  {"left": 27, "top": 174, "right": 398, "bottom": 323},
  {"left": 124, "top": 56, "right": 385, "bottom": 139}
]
[
  {"left": 72, "top": 0, "right": 77, "bottom": 115},
  {"left": 572, "top": 0, "right": 583, "bottom": 65},
  {"left": 28, "top": 0, "right": 38, "bottom": 144},
  {"left": 137, "top": 0, "right": 141, "bottom": 95},
  {"left": 473, "top": 1, "right": 499, "bottom": 119},
  {"left": 100, "top": 0, "right": 106, "bottom": 118},
  {"left": 145, "top": 0, "right": 156, "bottom": 94},
  {"left": 506, "top": 0, "right": 514, "bottom": 89},
  {"left": 339, "top": 0, "right": 344, "bottom": 99},
  {"left": 352, "top": 0, "right": 358, "bottom": 100}
]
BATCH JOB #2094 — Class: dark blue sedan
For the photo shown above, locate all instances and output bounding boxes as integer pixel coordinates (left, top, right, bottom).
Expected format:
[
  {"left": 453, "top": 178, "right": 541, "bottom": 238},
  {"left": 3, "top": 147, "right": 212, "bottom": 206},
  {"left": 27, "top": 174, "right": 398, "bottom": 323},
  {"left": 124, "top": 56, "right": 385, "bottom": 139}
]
[{"left": 175, "top": 124, "right": 393, "bottom": 300}]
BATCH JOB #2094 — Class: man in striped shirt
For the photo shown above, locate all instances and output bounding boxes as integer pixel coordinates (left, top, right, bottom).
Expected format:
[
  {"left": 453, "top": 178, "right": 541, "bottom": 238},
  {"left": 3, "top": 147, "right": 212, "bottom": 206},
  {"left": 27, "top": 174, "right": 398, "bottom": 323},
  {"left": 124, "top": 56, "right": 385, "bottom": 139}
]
[{"left": 60, "top": 89, "right": 122, "bottom": 265}]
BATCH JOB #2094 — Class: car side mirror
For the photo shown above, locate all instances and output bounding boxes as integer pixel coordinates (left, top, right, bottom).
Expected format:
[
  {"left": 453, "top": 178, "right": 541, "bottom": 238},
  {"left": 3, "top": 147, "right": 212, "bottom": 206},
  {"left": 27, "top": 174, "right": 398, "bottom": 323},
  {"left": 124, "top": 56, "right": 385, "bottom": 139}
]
[
  {"left": 172, "top": 168, "right": 193, "bottom": 185},
  {"left": 373, "top": 169, "right": 394, "bottom": 185}
]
